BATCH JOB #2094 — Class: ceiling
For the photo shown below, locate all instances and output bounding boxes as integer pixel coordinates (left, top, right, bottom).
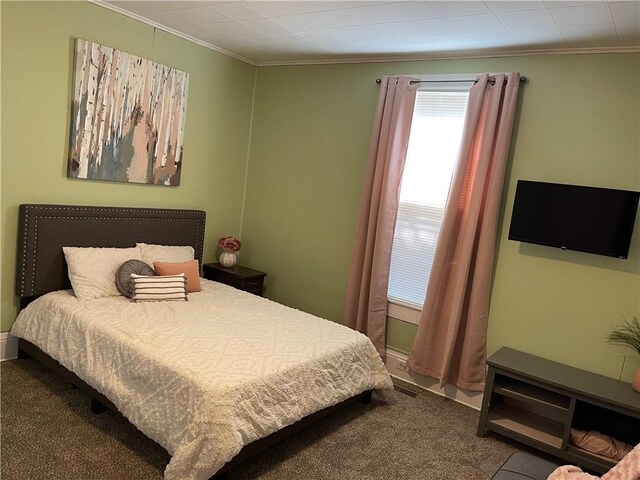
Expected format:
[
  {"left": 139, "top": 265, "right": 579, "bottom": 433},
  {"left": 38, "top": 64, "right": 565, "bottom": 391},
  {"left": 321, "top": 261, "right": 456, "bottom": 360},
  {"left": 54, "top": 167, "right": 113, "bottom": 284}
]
[{"left": 99, "top": 1, "right": 640, "bottom": 65}]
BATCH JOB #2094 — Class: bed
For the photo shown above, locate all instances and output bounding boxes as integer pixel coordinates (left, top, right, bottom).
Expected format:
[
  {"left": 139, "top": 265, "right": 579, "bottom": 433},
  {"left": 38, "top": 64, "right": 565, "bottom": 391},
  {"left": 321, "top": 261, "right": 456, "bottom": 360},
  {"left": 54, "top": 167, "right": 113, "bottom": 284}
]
[{"left": 11, "top": 204, "right": 393, "bottom": 480}]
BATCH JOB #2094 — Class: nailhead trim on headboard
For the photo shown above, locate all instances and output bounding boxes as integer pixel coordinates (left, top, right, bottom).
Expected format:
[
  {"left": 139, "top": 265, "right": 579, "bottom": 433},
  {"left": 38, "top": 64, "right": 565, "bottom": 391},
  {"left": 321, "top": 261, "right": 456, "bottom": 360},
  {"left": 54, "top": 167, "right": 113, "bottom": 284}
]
[{"left": 17, "top": 204, "right": 206, "bottom": 299}]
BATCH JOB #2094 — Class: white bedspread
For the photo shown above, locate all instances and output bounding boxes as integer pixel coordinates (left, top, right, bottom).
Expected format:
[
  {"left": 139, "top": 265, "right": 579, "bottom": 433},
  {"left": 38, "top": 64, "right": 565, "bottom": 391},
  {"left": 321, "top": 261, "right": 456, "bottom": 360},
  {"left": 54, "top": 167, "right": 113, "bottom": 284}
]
[{"left": 11, "top": 280, "right": 393, "bottom": 479}]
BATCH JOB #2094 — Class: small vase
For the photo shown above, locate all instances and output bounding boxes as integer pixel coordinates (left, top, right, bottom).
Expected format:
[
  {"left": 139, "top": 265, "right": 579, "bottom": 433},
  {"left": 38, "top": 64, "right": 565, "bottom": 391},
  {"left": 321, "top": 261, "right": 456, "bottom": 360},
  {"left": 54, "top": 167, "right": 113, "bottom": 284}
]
[
  {"left": 633, "top": 368, "right": 640, "bottom": 393},
  {"left": 219, "top": 250, "right": 237, "bottom": 268}
]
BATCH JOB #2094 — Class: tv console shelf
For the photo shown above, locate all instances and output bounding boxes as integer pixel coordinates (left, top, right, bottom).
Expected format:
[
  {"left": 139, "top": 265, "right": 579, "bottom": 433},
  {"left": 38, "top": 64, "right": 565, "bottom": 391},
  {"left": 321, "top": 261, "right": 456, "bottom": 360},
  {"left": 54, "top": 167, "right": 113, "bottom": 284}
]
[{"left": 477, "top": 347, "right": 640, "bottom": 474}]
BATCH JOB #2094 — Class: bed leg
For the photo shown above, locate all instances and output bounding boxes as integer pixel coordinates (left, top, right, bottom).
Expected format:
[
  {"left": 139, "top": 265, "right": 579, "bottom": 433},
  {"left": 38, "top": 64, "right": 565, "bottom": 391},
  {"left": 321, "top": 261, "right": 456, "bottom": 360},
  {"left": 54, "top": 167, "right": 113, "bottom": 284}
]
[
  {"left": 360, "top": 390, "right": 373, "bottom": 405},
  {"left": 90, "top": 398, "right": 109, "bottom": 415}
]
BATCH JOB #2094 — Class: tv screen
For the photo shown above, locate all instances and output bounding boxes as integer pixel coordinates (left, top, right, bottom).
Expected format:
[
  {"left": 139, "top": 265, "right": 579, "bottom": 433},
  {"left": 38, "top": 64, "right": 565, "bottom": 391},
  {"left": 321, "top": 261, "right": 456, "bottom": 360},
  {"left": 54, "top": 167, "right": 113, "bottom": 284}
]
[{"left": 508, "top": 181, "right": 639, "bottom": 259}]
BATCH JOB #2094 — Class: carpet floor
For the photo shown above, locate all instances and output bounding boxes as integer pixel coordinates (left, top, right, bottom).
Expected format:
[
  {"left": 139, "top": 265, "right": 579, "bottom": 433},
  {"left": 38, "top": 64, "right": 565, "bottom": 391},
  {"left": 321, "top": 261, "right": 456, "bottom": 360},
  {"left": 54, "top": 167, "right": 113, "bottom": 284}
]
[{"left": 1, "top": 359, "right": 521, "bottom": 479}]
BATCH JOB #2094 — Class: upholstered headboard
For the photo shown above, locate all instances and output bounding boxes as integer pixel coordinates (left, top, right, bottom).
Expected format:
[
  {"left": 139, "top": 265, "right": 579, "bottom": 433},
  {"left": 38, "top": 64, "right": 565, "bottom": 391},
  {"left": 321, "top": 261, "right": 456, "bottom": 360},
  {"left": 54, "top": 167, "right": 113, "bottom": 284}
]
[{"left": 17, "top": 204, "right": 206, "bottom": 304}]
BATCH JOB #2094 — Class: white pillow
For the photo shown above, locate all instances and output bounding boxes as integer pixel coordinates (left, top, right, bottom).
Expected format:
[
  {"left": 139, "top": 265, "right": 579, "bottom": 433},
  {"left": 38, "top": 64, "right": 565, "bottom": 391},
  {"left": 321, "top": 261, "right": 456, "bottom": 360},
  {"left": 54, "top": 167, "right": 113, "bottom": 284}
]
[
  {"left": 137, "top": 243, "right": 195, "bottom": 267},
  {"left": 63, "top": 246, "right": 142, "bottom": 300}
]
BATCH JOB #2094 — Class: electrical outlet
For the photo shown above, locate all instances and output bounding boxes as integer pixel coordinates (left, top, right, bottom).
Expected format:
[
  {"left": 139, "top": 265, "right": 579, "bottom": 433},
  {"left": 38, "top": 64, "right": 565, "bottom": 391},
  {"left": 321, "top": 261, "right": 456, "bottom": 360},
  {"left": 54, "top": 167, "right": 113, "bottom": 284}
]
[{"left": 397, "top": 361, "right": 409, "bottom": 372}]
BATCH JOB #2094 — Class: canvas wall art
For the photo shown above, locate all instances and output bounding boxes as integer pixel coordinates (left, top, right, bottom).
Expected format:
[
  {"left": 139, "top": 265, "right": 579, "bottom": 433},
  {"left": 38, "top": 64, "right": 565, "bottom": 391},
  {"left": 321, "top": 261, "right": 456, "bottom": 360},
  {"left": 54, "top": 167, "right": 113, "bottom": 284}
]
[{"left": 68, "top": 39, "right": 189, "bottom": 186}]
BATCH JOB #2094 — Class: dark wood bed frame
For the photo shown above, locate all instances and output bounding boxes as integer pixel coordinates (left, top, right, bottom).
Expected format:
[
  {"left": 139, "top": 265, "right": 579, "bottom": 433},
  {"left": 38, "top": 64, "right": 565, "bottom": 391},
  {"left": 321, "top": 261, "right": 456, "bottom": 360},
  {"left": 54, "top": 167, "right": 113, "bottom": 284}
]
[{"left": 15, "top": 204, "right": 372, "bottom": 479}]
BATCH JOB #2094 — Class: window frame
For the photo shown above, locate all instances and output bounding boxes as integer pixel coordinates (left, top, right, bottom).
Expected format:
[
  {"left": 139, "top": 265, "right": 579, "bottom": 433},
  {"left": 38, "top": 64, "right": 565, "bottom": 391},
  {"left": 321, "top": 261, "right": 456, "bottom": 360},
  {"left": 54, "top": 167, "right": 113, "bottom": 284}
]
[{"left": 386, "top": 74, "right": 475, "bottom": 326}]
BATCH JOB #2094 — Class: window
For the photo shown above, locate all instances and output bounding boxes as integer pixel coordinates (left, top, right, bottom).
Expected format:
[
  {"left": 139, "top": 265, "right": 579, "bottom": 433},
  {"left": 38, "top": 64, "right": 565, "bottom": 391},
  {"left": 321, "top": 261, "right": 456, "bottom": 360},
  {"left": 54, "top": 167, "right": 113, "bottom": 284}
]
[{"left": 387, "top": 81, "right": 470, "bottom": 316}]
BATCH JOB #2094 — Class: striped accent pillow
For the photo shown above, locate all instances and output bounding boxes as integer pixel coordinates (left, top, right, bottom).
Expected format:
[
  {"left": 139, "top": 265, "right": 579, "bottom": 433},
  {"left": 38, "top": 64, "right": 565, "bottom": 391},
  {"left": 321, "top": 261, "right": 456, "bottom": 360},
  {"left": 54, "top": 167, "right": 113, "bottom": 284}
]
[{"left": 131, "top": 273, "right": 188, "bottom": 302}]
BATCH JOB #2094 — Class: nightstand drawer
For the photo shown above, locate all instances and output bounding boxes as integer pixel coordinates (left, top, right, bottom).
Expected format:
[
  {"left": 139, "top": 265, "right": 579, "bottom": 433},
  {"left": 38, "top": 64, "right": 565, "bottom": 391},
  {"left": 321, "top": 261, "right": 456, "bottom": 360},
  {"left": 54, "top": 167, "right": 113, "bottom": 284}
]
[
  {"left": 203, "top": 263, "right": 266, "bottom": 296},
  {"left": 244, "top": 281, "right": 264, "bottom": 296},
  {"left": 215, "top": 273, "right": 244, "bottom": 289}
]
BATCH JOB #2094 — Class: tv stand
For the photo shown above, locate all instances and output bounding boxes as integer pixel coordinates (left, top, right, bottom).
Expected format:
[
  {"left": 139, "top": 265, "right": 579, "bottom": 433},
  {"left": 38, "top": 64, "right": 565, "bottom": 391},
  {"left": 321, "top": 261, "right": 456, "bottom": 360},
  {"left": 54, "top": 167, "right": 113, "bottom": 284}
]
[{"left": 477, "top": 347, "right": 640, "bottom": 473}]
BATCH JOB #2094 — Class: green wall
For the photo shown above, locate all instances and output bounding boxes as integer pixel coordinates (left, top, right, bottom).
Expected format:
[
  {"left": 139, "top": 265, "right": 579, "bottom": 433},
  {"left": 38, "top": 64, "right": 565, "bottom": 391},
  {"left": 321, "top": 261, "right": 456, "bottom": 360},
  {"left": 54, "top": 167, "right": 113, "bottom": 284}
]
[
  {"left": 0, "top": 1, "right": 256, "bottom": 330},
  {"left": 242, "top": 54, "right": 640, "bottom": 382},
  {"left": 2, "top": 1, "right": 639, "bottom": 384}
]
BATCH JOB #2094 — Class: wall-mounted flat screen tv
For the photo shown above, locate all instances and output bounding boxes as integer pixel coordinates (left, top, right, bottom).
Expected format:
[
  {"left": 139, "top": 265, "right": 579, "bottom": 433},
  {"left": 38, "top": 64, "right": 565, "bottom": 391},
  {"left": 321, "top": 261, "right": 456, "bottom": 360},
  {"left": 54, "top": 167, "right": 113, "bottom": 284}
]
[{"left": 508, "top": 180, "right": 639, "bottom": 259}]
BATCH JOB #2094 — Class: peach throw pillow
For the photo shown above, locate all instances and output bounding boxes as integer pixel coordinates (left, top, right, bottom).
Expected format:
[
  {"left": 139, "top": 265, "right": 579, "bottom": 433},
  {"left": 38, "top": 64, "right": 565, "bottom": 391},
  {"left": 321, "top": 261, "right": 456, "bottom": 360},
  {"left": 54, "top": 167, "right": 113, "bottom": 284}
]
[{"left": 153, "top": 260, "right": 201, "bottom": 293}]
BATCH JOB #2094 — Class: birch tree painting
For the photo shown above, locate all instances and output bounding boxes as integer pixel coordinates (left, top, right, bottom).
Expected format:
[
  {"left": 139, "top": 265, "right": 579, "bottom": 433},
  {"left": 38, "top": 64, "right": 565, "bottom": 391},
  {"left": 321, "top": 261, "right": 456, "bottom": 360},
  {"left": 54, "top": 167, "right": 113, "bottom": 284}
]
[{"left": 68, "top": 39, "right": 189, "bottom": 186}]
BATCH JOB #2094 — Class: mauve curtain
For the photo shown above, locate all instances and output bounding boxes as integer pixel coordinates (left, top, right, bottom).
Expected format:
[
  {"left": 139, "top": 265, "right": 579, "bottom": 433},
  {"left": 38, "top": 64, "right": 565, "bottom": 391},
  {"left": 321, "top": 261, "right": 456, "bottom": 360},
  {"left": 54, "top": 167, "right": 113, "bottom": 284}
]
[
  {"left": 406, "top": 72, "right": 521, "bottom": 391},
  {"left": 343, "top": 75, "right": 418, "bottom": 356}
]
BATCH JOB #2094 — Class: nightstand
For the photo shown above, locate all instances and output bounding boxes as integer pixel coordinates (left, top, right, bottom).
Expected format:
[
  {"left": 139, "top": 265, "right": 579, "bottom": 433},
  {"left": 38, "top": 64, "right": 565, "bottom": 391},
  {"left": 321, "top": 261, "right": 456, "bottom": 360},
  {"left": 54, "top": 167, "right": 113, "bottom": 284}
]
[{"left": 203, "top": 263, "right": 266, "bottom": 296}]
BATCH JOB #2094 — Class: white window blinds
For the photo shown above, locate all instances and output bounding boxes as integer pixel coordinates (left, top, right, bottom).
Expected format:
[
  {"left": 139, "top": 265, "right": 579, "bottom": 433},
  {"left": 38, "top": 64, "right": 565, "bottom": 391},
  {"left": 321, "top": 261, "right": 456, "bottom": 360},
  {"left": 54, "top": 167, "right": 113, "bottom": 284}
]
[{"left": 387, "top": 86, "right": 470, "bottom": 309}]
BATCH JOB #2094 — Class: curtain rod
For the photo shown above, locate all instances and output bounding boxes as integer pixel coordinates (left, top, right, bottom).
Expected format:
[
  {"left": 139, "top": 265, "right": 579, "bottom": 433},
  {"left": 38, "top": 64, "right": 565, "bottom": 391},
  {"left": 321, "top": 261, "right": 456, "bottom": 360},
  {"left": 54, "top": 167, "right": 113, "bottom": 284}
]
[{"left": 375, "top": 76, "right": 528, "bottom": 85}]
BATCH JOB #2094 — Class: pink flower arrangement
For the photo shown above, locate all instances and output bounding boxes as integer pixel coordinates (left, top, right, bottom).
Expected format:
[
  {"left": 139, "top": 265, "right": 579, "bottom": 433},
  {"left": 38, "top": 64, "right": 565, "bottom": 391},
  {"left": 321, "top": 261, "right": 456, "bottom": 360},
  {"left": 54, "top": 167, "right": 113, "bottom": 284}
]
[{"left": 217, "top": 235, "right": 241, "bottom": 252}]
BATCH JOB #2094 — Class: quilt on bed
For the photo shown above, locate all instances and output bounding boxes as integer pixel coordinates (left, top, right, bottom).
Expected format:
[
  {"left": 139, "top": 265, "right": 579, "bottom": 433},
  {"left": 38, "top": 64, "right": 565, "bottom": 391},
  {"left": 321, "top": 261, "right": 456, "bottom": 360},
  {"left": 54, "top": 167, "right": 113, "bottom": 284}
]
[{"left": 11, "top": 279, "right": 393, "bottom": 479}]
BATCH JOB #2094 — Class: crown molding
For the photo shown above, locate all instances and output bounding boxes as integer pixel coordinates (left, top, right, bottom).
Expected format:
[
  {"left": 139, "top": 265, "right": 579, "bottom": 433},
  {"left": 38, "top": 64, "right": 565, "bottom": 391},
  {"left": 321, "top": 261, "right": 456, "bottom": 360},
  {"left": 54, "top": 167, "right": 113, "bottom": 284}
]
[
  {"left": 254, "top": 46, "right": 640, "bottom": 67},
  {"left": 87, "top": 1, "right": 639, "bottom": 68},
  {"left": 86, "top": 0, "right": 256, "bottom": 66}
]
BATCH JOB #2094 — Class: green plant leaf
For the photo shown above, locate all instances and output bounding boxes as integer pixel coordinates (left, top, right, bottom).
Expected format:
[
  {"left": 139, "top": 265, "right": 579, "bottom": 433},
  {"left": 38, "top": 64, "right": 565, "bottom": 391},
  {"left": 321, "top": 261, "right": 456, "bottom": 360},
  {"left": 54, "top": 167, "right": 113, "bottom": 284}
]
[{"left": 607, "top": 316, "right": 640, "bottom": 357}]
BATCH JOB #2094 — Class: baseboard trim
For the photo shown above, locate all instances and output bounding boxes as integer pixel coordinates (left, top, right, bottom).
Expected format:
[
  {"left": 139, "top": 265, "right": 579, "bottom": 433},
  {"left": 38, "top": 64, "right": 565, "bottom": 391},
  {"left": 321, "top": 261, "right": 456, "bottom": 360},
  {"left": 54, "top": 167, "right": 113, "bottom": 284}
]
[
  {"left": 1, "top": 333, "right": 19, "bottom": 361},
  {"left": 385, "top": 349, "right": 483, "bottom": 410}
]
